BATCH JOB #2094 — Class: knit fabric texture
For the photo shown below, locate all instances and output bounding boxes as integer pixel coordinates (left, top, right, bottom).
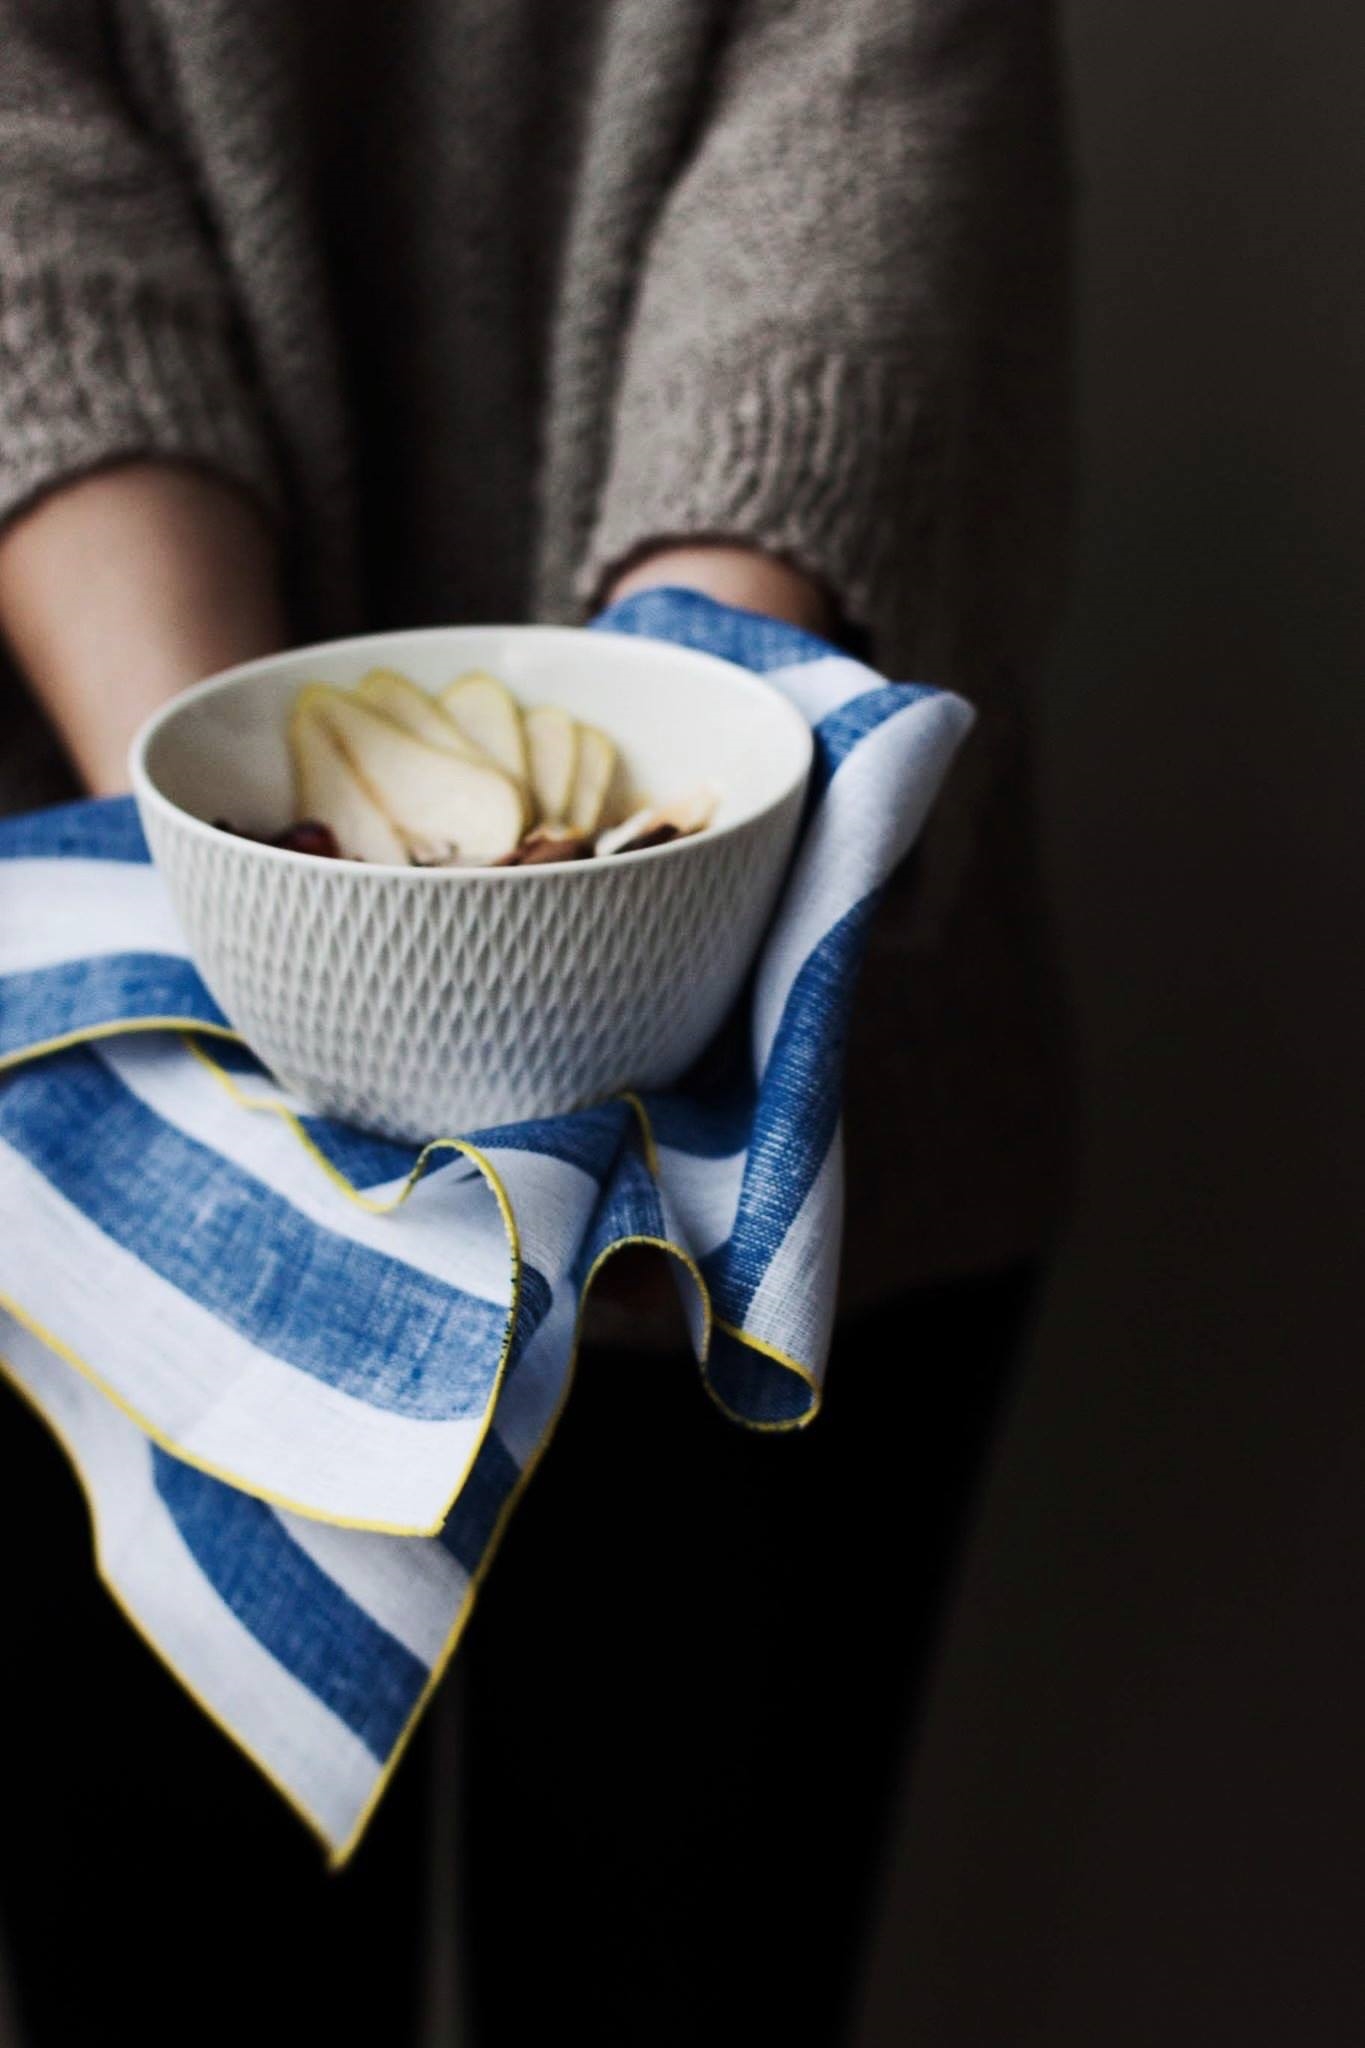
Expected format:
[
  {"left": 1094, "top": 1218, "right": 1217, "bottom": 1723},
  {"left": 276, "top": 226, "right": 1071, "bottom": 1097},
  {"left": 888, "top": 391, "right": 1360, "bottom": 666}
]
[{"left": 0, "top": 0, "right": 1075, "bottom": 1299}]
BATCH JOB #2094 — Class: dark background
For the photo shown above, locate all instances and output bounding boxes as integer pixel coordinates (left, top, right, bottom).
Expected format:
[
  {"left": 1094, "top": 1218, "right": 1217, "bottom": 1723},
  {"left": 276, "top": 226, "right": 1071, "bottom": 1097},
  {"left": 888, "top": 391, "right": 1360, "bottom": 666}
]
[
  {"left": 854, "top": 1, "right": 1365, "bottom": 2040},
  {"left": 1, "top": 5, "right": 1360, "bottom": 2044}
]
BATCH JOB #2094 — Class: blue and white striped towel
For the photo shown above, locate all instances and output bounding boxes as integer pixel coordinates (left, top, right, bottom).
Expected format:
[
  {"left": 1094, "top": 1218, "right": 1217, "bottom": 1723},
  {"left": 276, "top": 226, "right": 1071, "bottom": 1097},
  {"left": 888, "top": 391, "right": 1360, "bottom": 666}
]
[{"left": 0, "top": 590, "right": 972, "bottom": 1863}]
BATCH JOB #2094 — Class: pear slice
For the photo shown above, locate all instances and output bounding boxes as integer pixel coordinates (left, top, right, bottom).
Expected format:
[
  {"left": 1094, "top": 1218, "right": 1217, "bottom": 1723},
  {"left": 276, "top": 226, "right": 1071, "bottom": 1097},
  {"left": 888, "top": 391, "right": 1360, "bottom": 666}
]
[
  {"left": 290, "top": 702, "right": 408, "bottom": 864},
  {"left": 524, "top": 704, "right": 579, "bottom": 825},
  {"left": 301, "top": 686, "right": 528, "bottom": 865},
  {"left": 655, "top": 785, "right": 717, "bottom": 836},
  {"left": 567, "top": 724, "right": 618, "bottom": 836},
  {"left": 594, "top": 785, "right": 717, "bottom": 856},
  {"left": 440, "top": 672, "right": 529, "bottom": 783},
  {"left": 594, "top": 806, "right": 658, "bottom": 857},
  {"left": 357, "top": 669, "right": 492, "bottom": 764}
]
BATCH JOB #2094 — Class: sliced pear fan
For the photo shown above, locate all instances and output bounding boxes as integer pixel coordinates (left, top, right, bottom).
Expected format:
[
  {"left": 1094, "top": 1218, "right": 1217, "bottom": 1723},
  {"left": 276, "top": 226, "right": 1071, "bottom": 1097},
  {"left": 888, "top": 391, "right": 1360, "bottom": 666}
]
[
  {"left": 568, "top": 724, "right": 618, "bottom": 835},
  {"left": 290, "top": 702, "right": 408, "bottom": 864},
  {"left": 356, "top": 669, "right": 493, "bottom": 764},
  {"left": 298, "top": 685, "right": 528, "bottom": 865},
  {"left": 283, "top": 667, "right": 718, "bottom": 865},
  {"left": 440, "top": 672, "right": 530, "bottom": 783},
  {"left": 523, "top": 704, "right": 579, "bottom": 825}
]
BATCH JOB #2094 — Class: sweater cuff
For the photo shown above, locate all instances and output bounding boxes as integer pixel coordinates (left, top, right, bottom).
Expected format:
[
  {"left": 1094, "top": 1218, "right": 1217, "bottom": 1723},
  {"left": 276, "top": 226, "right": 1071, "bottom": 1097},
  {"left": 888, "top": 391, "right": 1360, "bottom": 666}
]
[
  {"left": 578, "top": 343, "right": 944, "bottom": 674},
  {"left": 0, "top": 267, "right": 284, "bottom": 537}
]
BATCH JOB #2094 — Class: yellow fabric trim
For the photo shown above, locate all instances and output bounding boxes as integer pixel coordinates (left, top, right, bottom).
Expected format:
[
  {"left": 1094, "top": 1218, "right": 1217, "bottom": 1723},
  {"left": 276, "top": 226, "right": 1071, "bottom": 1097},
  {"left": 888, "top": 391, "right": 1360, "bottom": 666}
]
[
  {"left": 0, "top": 1228, "right": 727, "bottom": 1871},
  {"left": 1, "top": 1002, "right": 827, "bottom": 1856},
  {"left": 177, "top": 1036, "right": 529, "bottom": 1533},
  {"left": 180, "top": 1036, "right": 486, "bottom": 1219},
  {"left": 332, "top": 1228, "right": 715, "bottom": 1868},
  {"left": 5, "top": 1014, "right": 819, "bottom": 1444},
  {"left": 0, "top": 1015, "right": 241, "bottom": 1075},
  {"left": 618, "top": 1089, "right": 820, "bottom": 1431},
  {"left": 707, "top": 1316, "right": 822, "bottom": 1431},
  {"left": 618, "top": 1090, "right": 661, "bottom": 1177},
  {"left": 0, "top": 1287, "right": 514, "bottom": 1540},
  {"left": 0, "top": 1350, "right": 341, "bottom": 1860},
  {"left": 0, "top": 1017, "right": 525, "bottom": 1536}
]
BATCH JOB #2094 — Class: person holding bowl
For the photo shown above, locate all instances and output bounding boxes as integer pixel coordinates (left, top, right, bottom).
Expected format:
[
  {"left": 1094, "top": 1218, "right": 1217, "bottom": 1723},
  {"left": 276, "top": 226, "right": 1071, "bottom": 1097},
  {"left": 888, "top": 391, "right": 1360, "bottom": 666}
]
[{"left": 0, "top": 1, "right": 1074, "bottom": 2041}]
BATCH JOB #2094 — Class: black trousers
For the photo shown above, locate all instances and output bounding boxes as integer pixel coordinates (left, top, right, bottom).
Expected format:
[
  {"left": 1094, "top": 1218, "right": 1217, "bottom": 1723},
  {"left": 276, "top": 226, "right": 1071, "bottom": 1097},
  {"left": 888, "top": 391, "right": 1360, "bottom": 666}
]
[{"left": 0, "top": 1265, "right": 1039, "bottom": 2046}]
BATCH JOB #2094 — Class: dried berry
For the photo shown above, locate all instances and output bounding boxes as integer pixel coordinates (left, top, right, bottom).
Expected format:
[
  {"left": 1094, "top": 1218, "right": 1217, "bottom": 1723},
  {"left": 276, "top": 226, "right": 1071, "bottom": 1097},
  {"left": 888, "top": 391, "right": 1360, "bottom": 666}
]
[
  {"left": 517, "top": 830, "right": 592, "bottom": 865},
  {"left": 271, "top": 820, "right": 342, "bottom": 858},
  {"left": 495, "top": 828, "right": 593, "bottom": 866},
  {"left": 610, "top": 822, "right": 680, "bottom": 855}
]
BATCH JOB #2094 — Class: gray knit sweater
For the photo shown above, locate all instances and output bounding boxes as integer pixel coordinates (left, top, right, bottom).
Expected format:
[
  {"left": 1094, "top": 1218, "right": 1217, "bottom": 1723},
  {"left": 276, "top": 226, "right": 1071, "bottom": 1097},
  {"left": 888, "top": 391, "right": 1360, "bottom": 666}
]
[{"left": 0, "top": 0, "right": 1075, "bottom": 1304}]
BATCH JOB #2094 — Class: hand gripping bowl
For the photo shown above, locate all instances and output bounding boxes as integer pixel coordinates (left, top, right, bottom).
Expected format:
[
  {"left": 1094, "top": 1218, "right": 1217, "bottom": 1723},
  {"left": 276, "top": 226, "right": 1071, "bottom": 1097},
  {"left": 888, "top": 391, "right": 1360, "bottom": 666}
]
[{"left": 130, "top": 625, "right": 814, "bottom": 1141}]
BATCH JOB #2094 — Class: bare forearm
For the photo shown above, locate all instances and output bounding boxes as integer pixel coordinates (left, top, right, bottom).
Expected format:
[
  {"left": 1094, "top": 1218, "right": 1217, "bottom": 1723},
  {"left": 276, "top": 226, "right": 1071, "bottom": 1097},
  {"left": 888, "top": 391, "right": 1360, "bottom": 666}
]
[
  {"left": 0, "top": 460, "right": 287, "bottom": 796},
  {"left": 0, "top": 469, "right": 825, "bottom": 801}
]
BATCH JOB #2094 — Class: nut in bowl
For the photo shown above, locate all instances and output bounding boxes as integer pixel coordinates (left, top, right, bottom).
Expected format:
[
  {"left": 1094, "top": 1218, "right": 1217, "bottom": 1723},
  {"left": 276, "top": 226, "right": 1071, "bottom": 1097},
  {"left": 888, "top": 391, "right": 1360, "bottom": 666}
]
[{"left": 130, "top": 625, "right": 813, "bottom": 1141}]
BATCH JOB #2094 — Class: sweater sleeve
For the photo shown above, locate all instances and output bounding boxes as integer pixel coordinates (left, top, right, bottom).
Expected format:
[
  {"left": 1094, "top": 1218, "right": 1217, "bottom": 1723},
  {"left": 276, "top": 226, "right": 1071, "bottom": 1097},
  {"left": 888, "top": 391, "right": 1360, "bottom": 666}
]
[
  {"left": 580, "top": 0, "right": 1071, "bottom": 673},
  {"left": 0, "top": 0, "right": 281, "bottom": 536}
]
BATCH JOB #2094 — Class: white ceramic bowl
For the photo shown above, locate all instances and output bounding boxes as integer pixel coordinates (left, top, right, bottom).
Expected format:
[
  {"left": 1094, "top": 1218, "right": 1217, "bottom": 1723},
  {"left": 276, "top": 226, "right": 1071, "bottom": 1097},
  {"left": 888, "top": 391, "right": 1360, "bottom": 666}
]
[{"left": 130, "top": 625, "right": 812, "bottom": 1140}]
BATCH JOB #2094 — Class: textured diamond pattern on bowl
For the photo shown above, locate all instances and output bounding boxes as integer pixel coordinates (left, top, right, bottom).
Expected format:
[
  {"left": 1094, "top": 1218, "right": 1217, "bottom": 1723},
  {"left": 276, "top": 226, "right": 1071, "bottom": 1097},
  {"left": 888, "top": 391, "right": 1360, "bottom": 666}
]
[{"left": 142, "top": 803, "right": 797, "bottom": 1142}]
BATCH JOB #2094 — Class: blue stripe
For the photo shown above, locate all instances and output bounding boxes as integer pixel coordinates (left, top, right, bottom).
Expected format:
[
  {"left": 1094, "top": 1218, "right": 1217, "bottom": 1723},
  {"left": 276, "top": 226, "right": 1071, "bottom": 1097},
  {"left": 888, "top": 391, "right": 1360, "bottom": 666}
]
[
  {"left": 466, "top": 1100, "right": 633, "bottom": 1182},
  {"left": 700, "top": 891, "right": 881, "bottom": 1322},
  {"left": 152, "top": 1448, "right": 426, "bottom": 1760},
  {"left": 188, "top": 1043, "right": 459, "bottom": 1188},
  {"left": 0, "top": 956, "right": 228, "bottom": 1062},
  {"left": 810, "top": 686, "right": 936, "bottom": 799},
  {"left": 439, "top": 1427, "right": 524, "bottom": 1572},
  {"left": 638, "top": 1086, "right": 752, "bottom": 1160},
  {"left": 294, "top": 1116, "right": 462, "bottom": 1192},
  {"left": 0, "top": 794, "right": 150, "bottom": 863},
  {"left": 706, "top": 1326, "right": 815, "bottom": 1426},
  {"left": 592, "top": 588, "right": 833, "bottom": 673},
  {"left": 503, "top": 1260, "right": 555, "bottom": 1370},
  {"left": 437, "top": 1266, "right": 553, "bottom": 1565},
  {"left": 572, "top": 1144, "right": 668, "bottom": 1292},
  {"left": 292, "top": 1091, "right": 634, "bottom": 1193},
  {"left": 0, "top": 1047, "right": 509, "bottom": 1418}
]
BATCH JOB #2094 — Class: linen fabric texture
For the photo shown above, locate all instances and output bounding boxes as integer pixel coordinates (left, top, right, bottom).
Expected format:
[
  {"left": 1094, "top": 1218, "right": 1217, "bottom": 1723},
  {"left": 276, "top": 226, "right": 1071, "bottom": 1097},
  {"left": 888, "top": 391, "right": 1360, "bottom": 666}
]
[{"left": 0, "top": 592, "right": 972, "bottom": 1858}]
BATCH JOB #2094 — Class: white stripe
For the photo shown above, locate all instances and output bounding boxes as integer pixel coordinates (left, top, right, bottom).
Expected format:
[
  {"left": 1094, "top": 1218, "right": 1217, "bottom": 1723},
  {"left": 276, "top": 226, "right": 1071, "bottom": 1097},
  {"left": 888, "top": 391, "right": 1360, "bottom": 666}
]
[
  {"left": 471, "top": 1140, "right": 612, "bottom": 1282},
  {"left": 174, "top": 1355, "right": 483, "bottom": 1536},
  {"left": 752, "top": 694, "right": 972, "bottom": 1070},
  {"left": 484, "top": 1285, "right": 578, "bottom": 1469},
  {"left": 0, "top": 860, "right": 188, "bottom": 973},
  {"left": 651, "top": 1176, "right": 710, "bottom": 1354},
  {"left": 278, "top": 1511, "right": 469, "bottom": 1667},
  {"left": 771, "top": 653, "right": 878, "bottom": 725},
  {"left": 741, "top": 1128, "right": 844, "bottom": 1383},
  {"left": 0, "top": 1139, "right": 485, "bottom": 1532},
  {"left": 656, "top": 1140, "right": 747, "bottom": 1263},
  {"left": 0, "top": 1316, "right": 379, "bottom": 1849}
]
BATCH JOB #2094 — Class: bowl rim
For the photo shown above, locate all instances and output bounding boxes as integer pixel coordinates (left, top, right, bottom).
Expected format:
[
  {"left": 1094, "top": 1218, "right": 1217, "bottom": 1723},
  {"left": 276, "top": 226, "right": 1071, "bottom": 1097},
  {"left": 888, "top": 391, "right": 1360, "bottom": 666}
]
[{"left": 129, "top": 622, "right": 815, "bottom": 879}]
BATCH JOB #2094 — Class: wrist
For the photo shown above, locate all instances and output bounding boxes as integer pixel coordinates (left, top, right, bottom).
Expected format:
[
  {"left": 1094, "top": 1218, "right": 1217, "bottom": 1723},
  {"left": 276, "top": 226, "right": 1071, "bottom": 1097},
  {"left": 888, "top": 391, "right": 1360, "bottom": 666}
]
[{"left": 603, "top": 540, "right": 835, "bottom": 637}]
